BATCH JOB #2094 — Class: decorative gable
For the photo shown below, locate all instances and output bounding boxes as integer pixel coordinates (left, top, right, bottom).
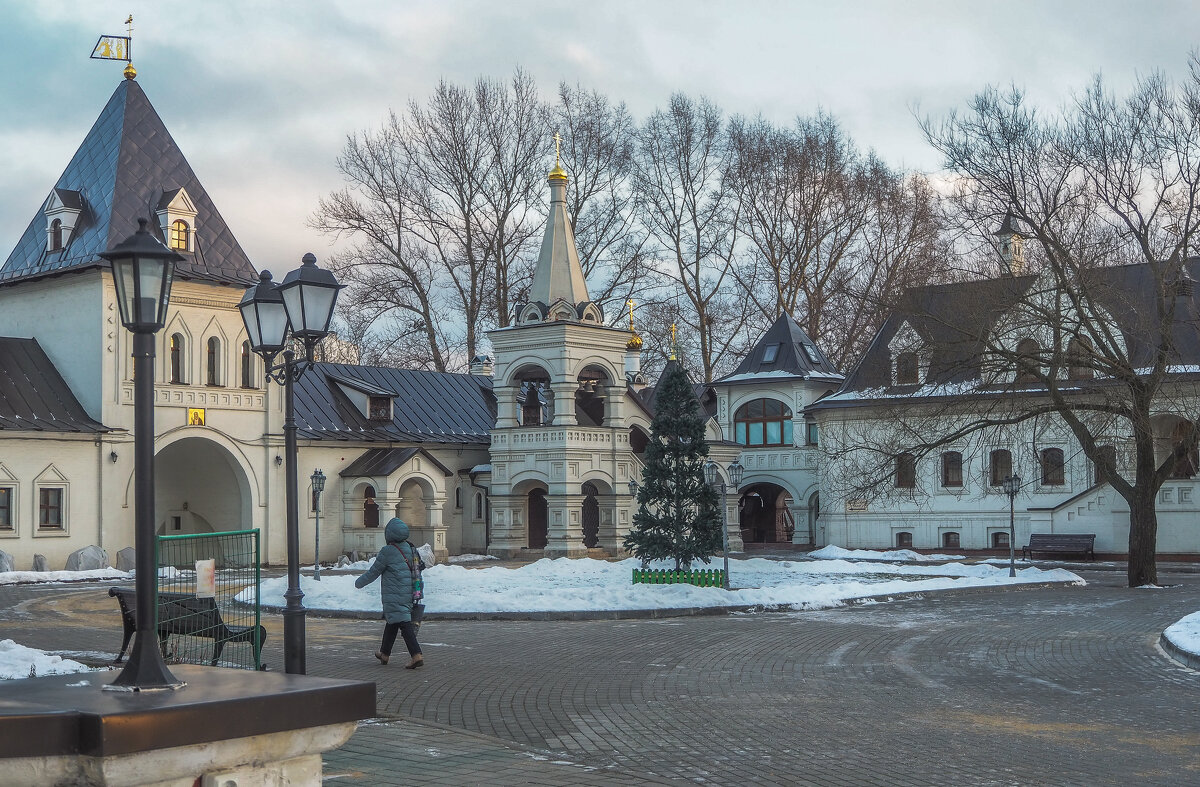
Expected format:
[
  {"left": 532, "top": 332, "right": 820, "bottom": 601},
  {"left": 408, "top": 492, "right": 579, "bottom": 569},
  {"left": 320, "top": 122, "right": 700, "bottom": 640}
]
[
  {"left": 156, "top": 188, "right": 198, "bottom": 253},
  {"left": 44, "top": 189, "right": 83, "bottom": 252},
  {"left": 887, "top": 321, "right": 931, "bottom": 385},
  {"left": 326, "top": 372, "right": 397, "bottom": 422}
]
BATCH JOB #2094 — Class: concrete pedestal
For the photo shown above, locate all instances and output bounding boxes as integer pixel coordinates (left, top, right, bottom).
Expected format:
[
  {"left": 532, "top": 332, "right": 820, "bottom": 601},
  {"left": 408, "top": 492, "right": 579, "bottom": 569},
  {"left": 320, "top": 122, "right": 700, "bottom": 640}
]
[{"left": 0, "top": 664, "right": 375, "bottom": 786}]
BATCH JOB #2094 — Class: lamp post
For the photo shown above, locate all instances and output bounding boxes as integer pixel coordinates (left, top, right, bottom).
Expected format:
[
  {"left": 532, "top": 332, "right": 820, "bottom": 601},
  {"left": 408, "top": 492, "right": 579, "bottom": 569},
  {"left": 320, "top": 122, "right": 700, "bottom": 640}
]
[
  {"left": 311, "top": 469, "right": 326, "bottom": 581},
  {"left": 240, "top": 253, "right": 343, "bottom": 675},
  {"left": 703, "top": 459, "right": 744, "bottom": 591},
  {"left": 101, "top": 218, "right": 185, "bottom": 691},
  {"left": 1002, "top": 474, "right": 1021, "bottom": 578}
]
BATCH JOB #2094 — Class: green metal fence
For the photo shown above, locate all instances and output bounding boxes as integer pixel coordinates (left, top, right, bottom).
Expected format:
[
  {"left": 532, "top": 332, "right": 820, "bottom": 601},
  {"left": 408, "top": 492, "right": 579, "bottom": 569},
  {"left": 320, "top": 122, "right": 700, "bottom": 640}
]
[{"left": 155, "top": 529, "right": 264, "bottom": 670}]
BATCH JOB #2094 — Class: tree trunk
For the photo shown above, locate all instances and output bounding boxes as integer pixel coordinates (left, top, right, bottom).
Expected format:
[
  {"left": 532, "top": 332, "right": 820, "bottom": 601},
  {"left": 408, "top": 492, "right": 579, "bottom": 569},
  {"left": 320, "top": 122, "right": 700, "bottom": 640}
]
[{"left": 1126, "top": 491, "right": 1159, "bottom": 587}]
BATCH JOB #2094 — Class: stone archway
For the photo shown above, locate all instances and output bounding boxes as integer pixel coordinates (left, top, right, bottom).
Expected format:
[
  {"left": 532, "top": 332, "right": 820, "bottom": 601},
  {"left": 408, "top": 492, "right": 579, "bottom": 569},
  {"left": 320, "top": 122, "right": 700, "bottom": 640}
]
[
  {"left": 528, "top": 488, "right": 549, "bottom": 549},
  {"left": 582, "top": 482, "right": 600, "bottom": 548},
  {"left": 738, "top": 483, "right": 794, "bottom": 544},
  {"left": 154, "top": 437, "right": 252, "bottom": 536}
]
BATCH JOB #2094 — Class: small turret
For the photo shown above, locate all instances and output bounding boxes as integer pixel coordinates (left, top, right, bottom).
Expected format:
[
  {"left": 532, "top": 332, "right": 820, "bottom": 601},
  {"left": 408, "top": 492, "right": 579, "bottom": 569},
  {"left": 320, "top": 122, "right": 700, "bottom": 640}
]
[{"left": 994, "top": 210, "right": 1026, "bottom": 276}]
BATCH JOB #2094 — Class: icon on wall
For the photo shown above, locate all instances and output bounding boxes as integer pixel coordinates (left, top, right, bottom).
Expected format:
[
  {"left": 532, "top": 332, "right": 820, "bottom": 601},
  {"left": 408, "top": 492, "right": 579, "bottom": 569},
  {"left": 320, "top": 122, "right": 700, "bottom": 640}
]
[{"left": 187, "top": 408, "right": 206, "bottom": 426}]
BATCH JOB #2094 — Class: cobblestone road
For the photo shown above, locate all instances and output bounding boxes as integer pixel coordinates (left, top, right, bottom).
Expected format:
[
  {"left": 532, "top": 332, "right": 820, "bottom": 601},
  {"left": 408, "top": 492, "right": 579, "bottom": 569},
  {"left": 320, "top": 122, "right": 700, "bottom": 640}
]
[{"left": 2, "top": 567, "right": 1198, "bottom": 786}]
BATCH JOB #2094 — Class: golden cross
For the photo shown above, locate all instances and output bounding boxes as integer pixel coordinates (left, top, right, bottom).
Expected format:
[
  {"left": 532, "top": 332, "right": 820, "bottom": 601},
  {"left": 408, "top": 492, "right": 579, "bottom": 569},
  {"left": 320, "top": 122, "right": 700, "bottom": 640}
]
[
  {"left": 553, "top": 131, "right": 563, "bottom": 166},
  {"left": 670, "top": 322, "right": 676, "bottom": 345},
  {"left": 627, "top": 299, "right": 635, "bottom": 331},
  {"left": 126, "top": 14, "right": 133, "bottom": 37}
]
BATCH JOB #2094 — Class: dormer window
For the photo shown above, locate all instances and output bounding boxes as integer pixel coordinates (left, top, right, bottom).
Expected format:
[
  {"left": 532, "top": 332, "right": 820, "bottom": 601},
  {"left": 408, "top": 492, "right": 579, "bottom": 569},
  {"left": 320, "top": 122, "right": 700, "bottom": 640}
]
[
  {"left": 895, "top": 352, "right": 919, "bottom": 385},
  {"left": 762, "top": 344, "right": 780, "bottom": 364},
  {"left": 156, "top": 188, "right": 198, "bottom": 253},
  {"left": 44, "top": 189, "right": 82, "bottom": 253},
  {"left": 170, "top": 220, "right": 190, "bottom": 251},
  {"left": 368, "top": 396, "right": 392, "bottom": 421},
  {"left": 801, "top": 343, "right": 821, "bottom": 364}
]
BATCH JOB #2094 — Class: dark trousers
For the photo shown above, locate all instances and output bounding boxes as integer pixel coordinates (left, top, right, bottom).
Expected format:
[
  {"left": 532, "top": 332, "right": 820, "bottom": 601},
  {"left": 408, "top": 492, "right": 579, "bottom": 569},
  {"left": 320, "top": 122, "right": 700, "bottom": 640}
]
[{"left": 380, "top": 621, "right": 421, "bottom": 657}]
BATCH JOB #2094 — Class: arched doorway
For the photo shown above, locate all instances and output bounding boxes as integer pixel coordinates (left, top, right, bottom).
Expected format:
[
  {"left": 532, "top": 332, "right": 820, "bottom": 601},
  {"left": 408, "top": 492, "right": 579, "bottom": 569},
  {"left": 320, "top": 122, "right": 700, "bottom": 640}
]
[
  {"left": 363, "top": 485, "right": 380, "bottom": 528},
  {"left": 582, "top": 482, "right": 600, "bottom": 548},
  {"left": 738, "top": 483, "right": 794, "bottom": 544},
  {"left": 528, "top": 488, "right": 548, "bottom": 549},
  {"left": 154, "top": 437, "right": 252, "bottom": 536}
]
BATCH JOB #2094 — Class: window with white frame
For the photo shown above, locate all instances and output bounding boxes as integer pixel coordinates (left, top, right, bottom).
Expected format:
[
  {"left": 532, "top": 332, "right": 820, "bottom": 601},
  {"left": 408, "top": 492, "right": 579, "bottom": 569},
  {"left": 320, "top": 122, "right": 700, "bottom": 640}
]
[
  {"left": 0, "top": 487, "right": 12, "bottom": 530},
  {"left": 38, "top": 487, "right": 64, "bottom": 529}
]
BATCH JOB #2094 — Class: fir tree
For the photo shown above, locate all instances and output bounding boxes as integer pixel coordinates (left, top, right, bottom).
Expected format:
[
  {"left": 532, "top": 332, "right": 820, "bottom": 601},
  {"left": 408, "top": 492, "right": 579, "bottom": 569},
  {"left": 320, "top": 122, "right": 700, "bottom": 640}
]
[{"left": 624, "top": 360, "right": 722, "bottom": 570}]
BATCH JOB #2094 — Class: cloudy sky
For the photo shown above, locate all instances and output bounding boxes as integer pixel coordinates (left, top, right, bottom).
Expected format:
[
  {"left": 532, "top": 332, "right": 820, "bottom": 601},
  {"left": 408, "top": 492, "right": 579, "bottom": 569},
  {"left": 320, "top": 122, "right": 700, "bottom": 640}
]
[{"left": 2, "top": 1, "right": 1198, "bottom": 267}]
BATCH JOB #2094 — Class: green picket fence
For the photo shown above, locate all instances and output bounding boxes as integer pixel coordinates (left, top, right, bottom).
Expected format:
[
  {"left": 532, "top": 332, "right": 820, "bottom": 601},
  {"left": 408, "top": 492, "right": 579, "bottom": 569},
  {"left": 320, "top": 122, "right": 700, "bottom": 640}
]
[{"left": 631, "top": 567, "right": 726, "bottom": 587}]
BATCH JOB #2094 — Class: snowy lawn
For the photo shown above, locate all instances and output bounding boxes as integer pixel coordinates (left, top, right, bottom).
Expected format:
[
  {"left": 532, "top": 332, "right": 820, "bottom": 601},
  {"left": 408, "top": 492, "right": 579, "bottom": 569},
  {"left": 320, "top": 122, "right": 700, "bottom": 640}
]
[
  {"left": 0, "top": 640, "right": 93, "bottom": 680},
  {"left": 246, "top": 556, "right": 1083, "bottom": 615},
  {"left": 1164, "top": 611, "right": 1200, "bottom": 658},
  {"left": 809, "top": 545, "right": 966, "bottom": 562},
  {"left": 0, "top": 568, "right": 130, "bottom": 585}
]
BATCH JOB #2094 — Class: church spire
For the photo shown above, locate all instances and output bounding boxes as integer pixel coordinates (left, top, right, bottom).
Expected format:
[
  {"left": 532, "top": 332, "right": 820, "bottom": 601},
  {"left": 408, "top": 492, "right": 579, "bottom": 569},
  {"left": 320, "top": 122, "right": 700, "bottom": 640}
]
[{"left": 516, "top": 132, "right": 602, "bottom": 324}]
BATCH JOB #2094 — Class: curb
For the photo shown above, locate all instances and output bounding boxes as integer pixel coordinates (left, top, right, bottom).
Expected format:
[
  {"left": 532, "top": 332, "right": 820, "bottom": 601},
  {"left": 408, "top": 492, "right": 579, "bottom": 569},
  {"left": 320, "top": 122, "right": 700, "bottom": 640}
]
[
  {"left": 267, "top": 579, "right": 1082, "bottom": 622},
  {"left": 1160, "top": 630, "right": 1200, "bottom": 671}
]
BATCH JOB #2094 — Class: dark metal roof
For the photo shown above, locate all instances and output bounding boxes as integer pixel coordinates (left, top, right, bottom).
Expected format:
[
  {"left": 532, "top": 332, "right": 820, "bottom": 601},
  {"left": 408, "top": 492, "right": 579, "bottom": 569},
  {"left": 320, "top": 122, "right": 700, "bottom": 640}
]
[
  {"left": 634, "top": 360, "right": 718, "bottom": 419},
  {"left": 816, "top": 259, "right": 1200, "bottom": 410},
  {"left": 53, "top": 189, "right": 83, "bottom": 210},
  {"left": 325, "top": 372, "right": 397, "bottom": 398},
  {"left": 1, "top": 79, "right": 257, "bottom": 288},
  {"left": 0, "top": 338, "right": 108, "bottom": 433},
  {"left": 294, "top": 363, "right": 495, "bottom": 443},
  {"left": 340, "top": 446, "right": 453, "bottom": 478},
  {"left": 716, "top": 313, "right": 841, "bottom": 382}
]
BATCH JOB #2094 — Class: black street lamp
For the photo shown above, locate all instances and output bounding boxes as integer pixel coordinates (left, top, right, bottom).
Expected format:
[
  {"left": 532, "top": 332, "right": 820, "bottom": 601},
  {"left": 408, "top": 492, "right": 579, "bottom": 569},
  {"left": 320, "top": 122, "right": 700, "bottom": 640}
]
[
  {"left": 311, "top": 469, "right": 326, "bottom": 582},
  {"left": 1001, "top": 474, "right": 1022, "bottom": 578},
  {"left": 703, "top": 459, "right": 744, "bottom": 591},
  {"left": 240, "top": 253, "right": 343, "bottom": 675},
  {"left": 101, "top": 218, "right": 185, "bottom": 692}
]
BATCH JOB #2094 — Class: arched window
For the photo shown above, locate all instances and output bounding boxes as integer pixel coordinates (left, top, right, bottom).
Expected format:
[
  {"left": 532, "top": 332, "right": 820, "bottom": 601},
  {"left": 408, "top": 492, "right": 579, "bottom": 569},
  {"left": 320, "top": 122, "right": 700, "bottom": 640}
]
[
  {"left": 455, "top": 487, "right": 462, "bottom": 508},
  {"left": 1067, "top": 337, "right": 1093, "bottom": 381},
  {"left": 170, "top": 334, "right": 184, "bottom": 384},
  {"left": 941, "top": 451, "right": 963, "bottom": 488},
  {"left": 734, "top": 398, "right": 794, "bottom": 446},
  {"left": 363, "top": 486, "right": 379, "bottom": 528},
  {"left": 942, "top": 531, "right": 960, "bottom": 549},
  {"left": 206, "top": 337, "right": 221, "bottom": 386},
  {"left": 50, "top": 219, "right": 63, "bottom": 251},
  {"left": 989, "top": 449, "right": 1012, "bottom": 487},
  {"left": 895, "top": 453, "right": 916, "bottom": 488},
  {"left": 1094, "top": 444, "right": 1116, "bottom": 485},
  {"left": 241, "top": 341, "right": 254, "bottom": 388},
  {"left": 1040, "top": 448, "right": 1065, "bottom": 486},
  {"left": 474, "top": 492, "right": 484, "bottom": 520},
  {"left": 992, "top": 531, "right": 1010, "bottom": 548},
  {"left": 895, "top": 352, "right": 919, "bottom": 385},
  {"left": 169, "top": 220, "right": 190, "bottom": 251},
  {"left": 1015, "top": 338, "right": 1041, "bottom": 383},
  {"left": 896, "top": 531, "right": 913, "bottom": 548}
]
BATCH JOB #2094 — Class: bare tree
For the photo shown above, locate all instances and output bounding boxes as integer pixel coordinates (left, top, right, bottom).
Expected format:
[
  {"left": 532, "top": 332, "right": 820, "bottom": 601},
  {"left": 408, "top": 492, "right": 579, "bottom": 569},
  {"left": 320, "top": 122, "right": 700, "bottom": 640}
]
[{"left": 826, "top": 67, "right": 1200, "bottom": 587}]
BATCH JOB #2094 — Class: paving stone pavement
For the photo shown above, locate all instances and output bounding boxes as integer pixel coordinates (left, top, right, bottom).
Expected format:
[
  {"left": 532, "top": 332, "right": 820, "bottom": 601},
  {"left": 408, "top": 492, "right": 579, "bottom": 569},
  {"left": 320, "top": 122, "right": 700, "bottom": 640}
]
[{"left": 1, "top": 566, "right": 1198, "bottom": 785}]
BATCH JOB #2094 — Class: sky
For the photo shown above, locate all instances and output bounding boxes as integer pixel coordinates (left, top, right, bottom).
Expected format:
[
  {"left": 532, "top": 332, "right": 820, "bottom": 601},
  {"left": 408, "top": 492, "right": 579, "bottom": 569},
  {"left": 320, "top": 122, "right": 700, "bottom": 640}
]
[{"left": 2, "top": 1, "right": 1199, "bottom": 269}]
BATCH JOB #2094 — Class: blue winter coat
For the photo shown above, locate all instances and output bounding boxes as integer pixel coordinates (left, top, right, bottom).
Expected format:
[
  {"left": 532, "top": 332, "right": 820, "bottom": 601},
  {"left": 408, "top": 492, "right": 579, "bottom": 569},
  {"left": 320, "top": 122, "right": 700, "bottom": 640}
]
[{"left": 355, "top": 518, "right": 420, "bottom": 624}]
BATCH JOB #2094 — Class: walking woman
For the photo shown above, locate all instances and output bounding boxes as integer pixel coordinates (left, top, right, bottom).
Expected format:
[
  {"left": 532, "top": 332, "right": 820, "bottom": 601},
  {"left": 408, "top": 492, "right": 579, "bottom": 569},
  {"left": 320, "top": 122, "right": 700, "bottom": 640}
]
[{"left": 355, "top": 517, "right": 424, "bottom": 668}]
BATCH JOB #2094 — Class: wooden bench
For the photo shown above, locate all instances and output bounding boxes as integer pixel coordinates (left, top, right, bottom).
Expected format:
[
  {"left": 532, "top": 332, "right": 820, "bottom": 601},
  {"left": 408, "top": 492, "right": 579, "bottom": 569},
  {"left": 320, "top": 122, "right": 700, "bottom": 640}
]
[
  {"left": 1021, "top": 533, "right": 1096, "bottom": 561},
  {"left": 109, "top": 586, "right": 267, "bottom": 668}
]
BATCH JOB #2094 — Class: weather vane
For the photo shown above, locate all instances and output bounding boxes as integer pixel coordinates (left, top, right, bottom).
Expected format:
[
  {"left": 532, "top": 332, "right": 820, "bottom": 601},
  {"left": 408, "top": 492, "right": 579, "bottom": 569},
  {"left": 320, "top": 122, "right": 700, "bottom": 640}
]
[
  {"left": 90, "top": 15, "right": 136, "bottom": 78},
  {"left": 627, "top": 299, "right": 635, "bottom": 331},
  {"left": 553, "top": 131, "right": 563, "bottom": 166}
]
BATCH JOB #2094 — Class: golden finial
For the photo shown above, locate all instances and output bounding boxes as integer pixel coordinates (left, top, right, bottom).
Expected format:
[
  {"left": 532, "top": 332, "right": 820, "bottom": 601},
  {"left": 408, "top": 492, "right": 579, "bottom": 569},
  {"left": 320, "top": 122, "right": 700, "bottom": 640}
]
[
  {"left": 668, "top": 322, "right": 677, "bottom": 360},
  {"left": 626, "top": 298, "right": 643, "bottom": 350},
  {"left": 548, "top": 131, "right": 567, "bottom": 181},
  {"left": 123, "top": 16, "right": 136, "bottom": 79}
]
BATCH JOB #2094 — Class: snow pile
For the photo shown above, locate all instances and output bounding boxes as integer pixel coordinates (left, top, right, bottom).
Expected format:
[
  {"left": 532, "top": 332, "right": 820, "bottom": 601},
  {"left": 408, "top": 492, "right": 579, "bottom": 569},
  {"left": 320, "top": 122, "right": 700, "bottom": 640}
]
[
  {"left": 809, "top": 545, "right": 966, "bottom": 562},
  {"left": 0, "top": 568, "right": 131, "bottom": 585},
  {"left": 1164, "top": 611, "right": 1200, "bottom": 656},
  {"left": 448, "top": 554, "right": 499, "bottom": 564},
  {"left": 0, "top": 640, "right": 92, "bottom": 680},
  {"left": 245, "top": 556, "right": 1082, "bottom": 615}
]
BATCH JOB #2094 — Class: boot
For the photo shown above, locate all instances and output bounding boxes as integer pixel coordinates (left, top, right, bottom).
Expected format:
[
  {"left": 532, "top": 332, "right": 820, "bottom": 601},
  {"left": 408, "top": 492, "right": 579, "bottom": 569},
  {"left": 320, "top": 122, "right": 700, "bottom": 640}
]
[
  {"left": 405, "top": 654, "right": 424, "bottom": 670},
  {"left": 375, "top": 651, "right": 389, "bottom": 665}
]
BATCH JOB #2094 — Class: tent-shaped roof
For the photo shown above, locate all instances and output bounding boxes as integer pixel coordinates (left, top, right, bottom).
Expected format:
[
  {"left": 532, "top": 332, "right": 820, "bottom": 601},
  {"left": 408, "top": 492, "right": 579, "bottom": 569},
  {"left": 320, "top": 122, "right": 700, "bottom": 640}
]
[
  {"left": 715, "top": 314, "right": 842, "bottom": 384},
  {"left": 1, "top": 77, "right": 257, "bottom": 287},
  {"left": 0, "top": 338, "right": 107, "bottom": 433}
]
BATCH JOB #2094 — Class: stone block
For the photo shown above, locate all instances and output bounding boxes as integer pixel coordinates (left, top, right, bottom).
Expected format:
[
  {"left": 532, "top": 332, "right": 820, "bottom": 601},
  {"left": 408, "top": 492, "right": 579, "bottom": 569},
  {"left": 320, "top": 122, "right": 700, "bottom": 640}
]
[
  {"left": 0, "top": 550, "right": 13, "bottom": 573},
  {"left": 32, "top": 554, "right": 48, "bottom": 572},
  {"left": 115, "top": 547, "right": 136, "bottom": 572},
  {"left": 65, "top": 545, "right": 109, "bottom": 571},
  {"left": 335, "top": 555, "right": 351, "bottom": 568}
]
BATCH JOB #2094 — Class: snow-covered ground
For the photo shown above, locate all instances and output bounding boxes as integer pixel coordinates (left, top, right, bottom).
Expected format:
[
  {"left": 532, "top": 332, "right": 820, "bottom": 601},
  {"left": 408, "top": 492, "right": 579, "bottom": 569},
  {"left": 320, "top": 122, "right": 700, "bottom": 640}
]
[
  {"left": 0, "top": 640, "right": 93, "bottom": 680},
  {"left": 0, "top": 568, "right": 130, "bottom": 585},
  {"left": 245, "top": 556, "right": 1083, "bottom": 615},
  {"left": 1164, "top": 611, "right": 1200, "bottom": 658},
  {"left": 808, "top": 545, "right": 966, "bottom": 562}
]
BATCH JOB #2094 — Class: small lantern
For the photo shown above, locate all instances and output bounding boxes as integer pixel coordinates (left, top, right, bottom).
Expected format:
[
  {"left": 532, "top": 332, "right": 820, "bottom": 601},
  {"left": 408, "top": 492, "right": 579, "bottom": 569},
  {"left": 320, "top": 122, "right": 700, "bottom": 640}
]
[
  {"left": 311, "top": 469, "right": 326, "bottom": 494},
  {"left": 239, "top": 270, "right": 290, "bottom": 356},
  {"left": 727, "top": 459, "right": 745, "bottom": 489},
  {"left": 628, "top": 478, "right": 639, "bottom": 496},
  {"left": 101, "top": 218, "right": 183, "bottom": 333},
  {"left": 278, "top": 253, "right": 344, "bottom": 342},
  {"left": 703, "top": 460, "right": 720, "bottom": 487}
]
